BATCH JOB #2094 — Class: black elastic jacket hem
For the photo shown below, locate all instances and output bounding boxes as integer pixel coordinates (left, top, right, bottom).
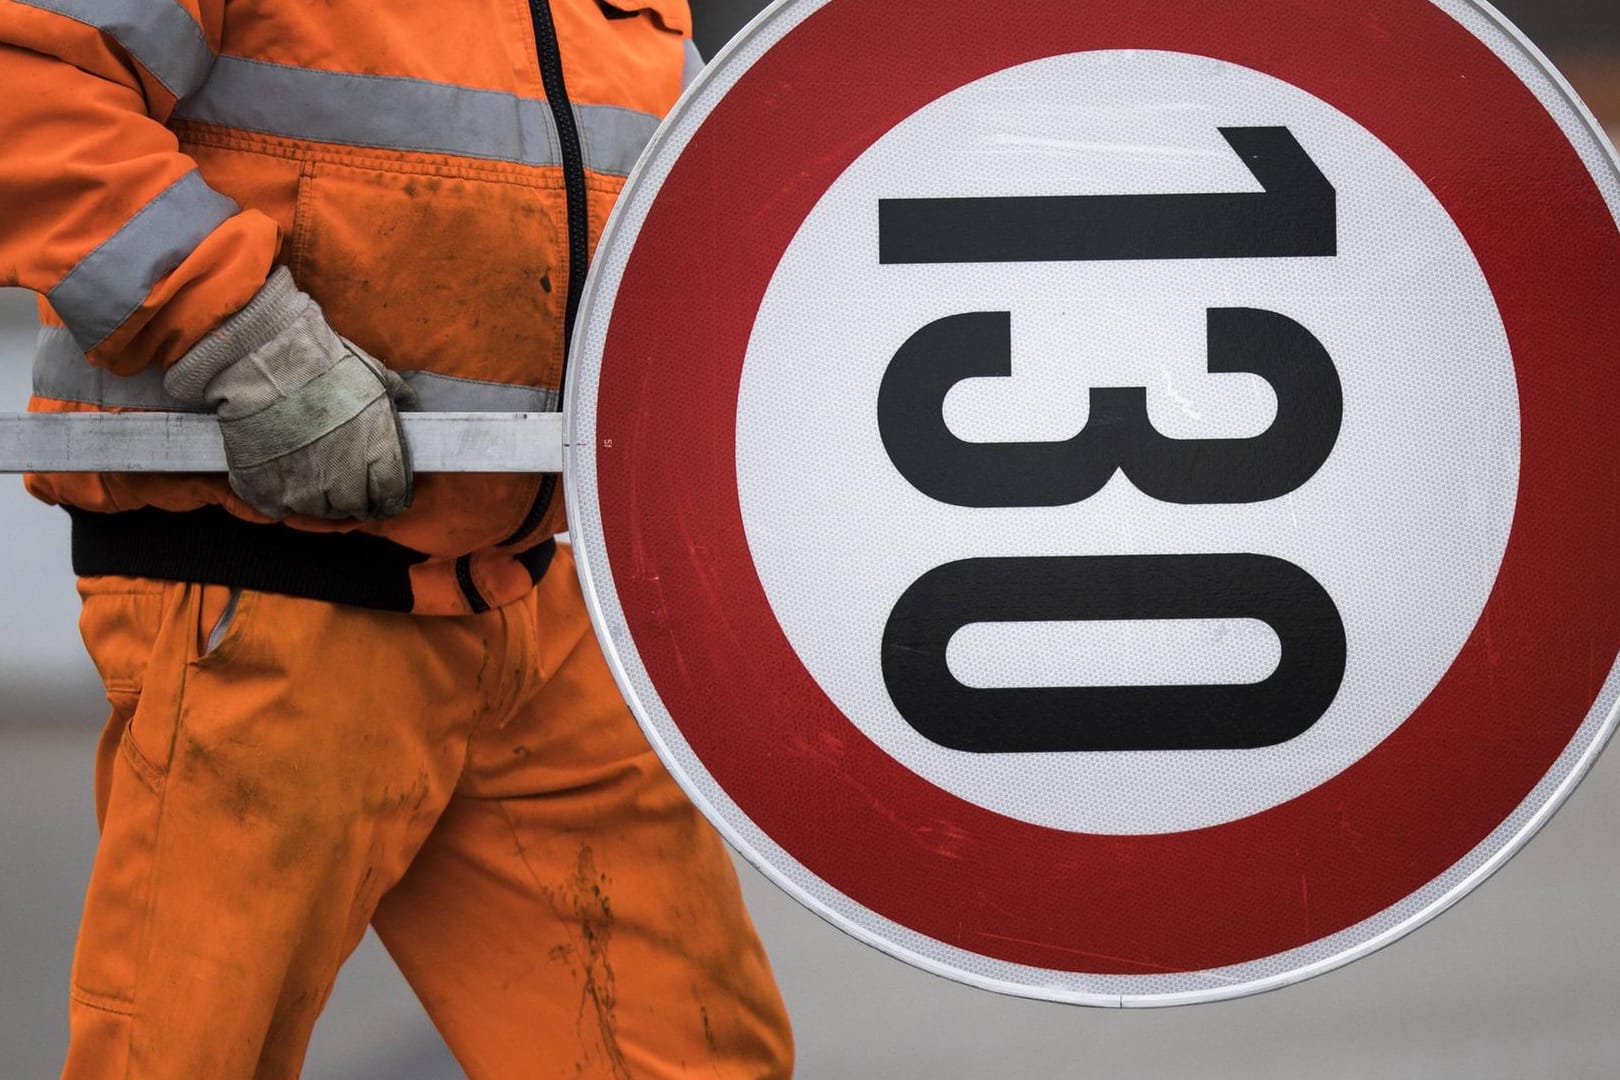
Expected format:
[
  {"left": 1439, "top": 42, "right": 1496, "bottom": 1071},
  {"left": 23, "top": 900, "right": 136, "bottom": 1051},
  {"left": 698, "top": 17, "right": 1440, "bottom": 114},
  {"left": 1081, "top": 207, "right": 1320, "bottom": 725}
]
[{"left": 68, "top": 505, "right": 556, "bottom": 613}]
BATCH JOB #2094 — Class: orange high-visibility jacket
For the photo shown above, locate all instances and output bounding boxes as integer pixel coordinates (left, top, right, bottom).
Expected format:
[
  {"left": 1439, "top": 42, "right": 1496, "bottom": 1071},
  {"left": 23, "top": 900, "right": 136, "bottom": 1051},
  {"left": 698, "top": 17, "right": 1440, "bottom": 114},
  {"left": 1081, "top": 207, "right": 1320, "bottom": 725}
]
[{"left": 0, "top": 0, "right": 692, "bottom": 613}]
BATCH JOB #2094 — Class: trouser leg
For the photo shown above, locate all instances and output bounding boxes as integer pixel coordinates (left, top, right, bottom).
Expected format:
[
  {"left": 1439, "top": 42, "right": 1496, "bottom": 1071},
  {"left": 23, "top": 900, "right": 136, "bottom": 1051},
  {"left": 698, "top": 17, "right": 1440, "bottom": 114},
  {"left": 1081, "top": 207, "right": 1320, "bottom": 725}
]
[
  {"left": 64, "top": 577, "right": 493, "bottom": 1080},
  {"left": 372, "top": 550, "right": 795, "bottom": 1079}
]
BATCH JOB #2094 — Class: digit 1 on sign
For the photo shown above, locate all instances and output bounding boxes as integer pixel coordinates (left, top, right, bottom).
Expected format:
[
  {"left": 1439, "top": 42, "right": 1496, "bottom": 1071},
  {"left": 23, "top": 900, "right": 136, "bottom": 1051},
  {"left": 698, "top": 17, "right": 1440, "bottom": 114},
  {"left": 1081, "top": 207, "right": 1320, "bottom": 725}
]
[
  {"left": 878, "top": 127, "right": 1336, "bottom": 264},
  {"left": 877, "top": 125, "right": 1348, "bottom": 753}
]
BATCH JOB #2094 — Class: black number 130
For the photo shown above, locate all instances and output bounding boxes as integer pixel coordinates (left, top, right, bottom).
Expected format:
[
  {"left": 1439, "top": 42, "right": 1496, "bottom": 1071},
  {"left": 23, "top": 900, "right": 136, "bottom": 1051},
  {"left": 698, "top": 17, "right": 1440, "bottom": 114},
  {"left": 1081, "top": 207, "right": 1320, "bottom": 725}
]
[{"left": 876, "top": 127, "right": 1348, "bottom": 753}]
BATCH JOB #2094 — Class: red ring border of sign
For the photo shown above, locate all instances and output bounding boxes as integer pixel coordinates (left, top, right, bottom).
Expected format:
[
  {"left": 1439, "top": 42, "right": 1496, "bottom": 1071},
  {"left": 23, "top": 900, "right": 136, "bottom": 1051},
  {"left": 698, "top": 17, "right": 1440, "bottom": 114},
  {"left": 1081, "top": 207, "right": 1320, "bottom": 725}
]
[{"left": 572, "top": 0, "right": 1620, "bottom": 996}]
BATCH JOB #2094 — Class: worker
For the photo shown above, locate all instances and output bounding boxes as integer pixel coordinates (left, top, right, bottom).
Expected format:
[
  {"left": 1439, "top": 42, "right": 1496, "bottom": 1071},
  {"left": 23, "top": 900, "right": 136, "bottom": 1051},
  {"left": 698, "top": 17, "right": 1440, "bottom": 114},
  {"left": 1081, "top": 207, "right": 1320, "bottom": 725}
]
[{"left": 0, "top": 0, "right": 795, "bottom": 1076}]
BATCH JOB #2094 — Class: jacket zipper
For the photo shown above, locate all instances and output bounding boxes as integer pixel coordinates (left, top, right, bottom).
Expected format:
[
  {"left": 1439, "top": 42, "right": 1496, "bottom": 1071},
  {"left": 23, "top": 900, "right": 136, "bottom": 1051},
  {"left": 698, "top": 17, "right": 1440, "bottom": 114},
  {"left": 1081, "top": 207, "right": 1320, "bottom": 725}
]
[{"left": 463, "top": 0, "right": 586, "bottom": 611}]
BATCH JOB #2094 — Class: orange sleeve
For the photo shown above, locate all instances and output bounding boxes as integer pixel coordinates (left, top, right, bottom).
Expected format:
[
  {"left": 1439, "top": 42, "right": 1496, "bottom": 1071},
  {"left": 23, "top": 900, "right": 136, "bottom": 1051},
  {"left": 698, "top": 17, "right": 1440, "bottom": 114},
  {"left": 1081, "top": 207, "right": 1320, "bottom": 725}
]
[{"left": 0, "top": 0, "right": 280, "bottom": 374}]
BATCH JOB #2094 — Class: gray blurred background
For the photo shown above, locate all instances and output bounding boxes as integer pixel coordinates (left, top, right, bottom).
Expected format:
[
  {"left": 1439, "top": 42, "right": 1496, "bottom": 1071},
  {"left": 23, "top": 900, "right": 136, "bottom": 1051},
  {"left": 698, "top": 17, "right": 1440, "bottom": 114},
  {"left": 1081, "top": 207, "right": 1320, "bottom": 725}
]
[{"left": 4, "top": 2, "right": 1619, "bottom": 1077}]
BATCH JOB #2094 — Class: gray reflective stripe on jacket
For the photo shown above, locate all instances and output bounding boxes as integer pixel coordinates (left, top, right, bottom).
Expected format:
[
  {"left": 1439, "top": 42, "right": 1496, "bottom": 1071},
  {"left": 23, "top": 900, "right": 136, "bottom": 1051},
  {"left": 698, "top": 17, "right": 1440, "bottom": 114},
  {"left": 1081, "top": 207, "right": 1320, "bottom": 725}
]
[
  {"left": 14, "top": 0, "right": 215, "bottom": 98},
  {"left": 174, "top": 56, "right": 663, "bottom": 176},
  {"left": 33, "top": 326, "right": 560, "bottom": 413},
  {"left": 48, "top": 171, "right": 238, "bottom": 352}
]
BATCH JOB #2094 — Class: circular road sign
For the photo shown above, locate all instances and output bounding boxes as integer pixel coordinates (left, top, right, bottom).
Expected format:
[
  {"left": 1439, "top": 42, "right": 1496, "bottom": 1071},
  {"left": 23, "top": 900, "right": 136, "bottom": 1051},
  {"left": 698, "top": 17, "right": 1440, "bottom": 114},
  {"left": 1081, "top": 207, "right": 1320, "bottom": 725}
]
[{"left": 565, "top": 0, "right": 1620, "bottom": 1005}]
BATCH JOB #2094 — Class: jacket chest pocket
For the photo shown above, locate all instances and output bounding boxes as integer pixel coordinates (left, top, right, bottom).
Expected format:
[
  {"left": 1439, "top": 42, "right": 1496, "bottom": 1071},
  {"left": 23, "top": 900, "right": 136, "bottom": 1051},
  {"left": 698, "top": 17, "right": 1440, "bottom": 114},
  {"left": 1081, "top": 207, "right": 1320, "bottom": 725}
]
[
  {"left": 291, "top": 161, "right": 570, "bottom": 393},
  {"left": 553, "top": 0, "right": 689, "bottom": 115},
  {"left": 595, "top": 0, "right": 689, "bottom": 34}
]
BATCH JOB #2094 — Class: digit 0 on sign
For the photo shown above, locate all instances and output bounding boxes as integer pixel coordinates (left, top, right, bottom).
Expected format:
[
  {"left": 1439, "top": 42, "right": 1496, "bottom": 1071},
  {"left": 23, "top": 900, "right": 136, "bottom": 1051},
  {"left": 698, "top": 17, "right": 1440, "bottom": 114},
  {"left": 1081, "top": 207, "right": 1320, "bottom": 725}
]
[
  {"left": 882, "top": 554, "right": 1347, "bottom": 752},
  {"left": 877, "top": 126, "right": 1347, "bottom": 752}
]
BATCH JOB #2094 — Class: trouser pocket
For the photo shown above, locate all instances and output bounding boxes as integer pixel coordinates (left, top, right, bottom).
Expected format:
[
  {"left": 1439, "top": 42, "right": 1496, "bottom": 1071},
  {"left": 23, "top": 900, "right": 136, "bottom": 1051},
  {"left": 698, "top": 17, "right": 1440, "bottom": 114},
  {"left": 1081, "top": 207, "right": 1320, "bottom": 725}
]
[{"left": 71, "top": 578, "right": 241, "bottom": 1008}]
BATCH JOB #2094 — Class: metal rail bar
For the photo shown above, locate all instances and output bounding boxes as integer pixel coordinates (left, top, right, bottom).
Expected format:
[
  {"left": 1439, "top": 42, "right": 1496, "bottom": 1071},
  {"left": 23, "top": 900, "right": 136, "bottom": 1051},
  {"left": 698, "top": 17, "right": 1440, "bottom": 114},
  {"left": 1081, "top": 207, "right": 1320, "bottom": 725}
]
[{"left": 0, "top": 412, "right": 567, "bottom": 473}]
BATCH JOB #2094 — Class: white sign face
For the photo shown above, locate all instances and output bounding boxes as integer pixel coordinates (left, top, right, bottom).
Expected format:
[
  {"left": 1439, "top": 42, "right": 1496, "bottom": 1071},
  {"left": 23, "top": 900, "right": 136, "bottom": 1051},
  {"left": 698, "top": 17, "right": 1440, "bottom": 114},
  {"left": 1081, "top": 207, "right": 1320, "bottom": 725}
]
[
  {"left": 738, "top": 49, "right": 1520, "bottom": 835},
  {"left": 567, "top": 0, "right": 1620, "bottom": 1005}
]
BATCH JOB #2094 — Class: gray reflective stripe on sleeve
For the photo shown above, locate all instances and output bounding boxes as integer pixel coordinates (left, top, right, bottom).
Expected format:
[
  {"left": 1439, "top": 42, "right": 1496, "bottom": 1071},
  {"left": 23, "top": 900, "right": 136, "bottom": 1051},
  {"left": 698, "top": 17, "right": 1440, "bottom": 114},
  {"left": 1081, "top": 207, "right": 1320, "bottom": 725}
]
[
  {"left": 174, "top": 56, "right": 662, "bottom": 175},
  {"left": 681, "top": 39, "right": 703, "bottom": 90},
  {"left": 14, "top": 0, "right": 214, "bottom": 99},
  {"left": 31, "top": 325, "right": 206, "bottom": 410},
  {"left": 48, "top": 171, "right": 238, "bottom": 352},
  {"left": 32, "top": 327, "right": 559, "bottom": 413}
]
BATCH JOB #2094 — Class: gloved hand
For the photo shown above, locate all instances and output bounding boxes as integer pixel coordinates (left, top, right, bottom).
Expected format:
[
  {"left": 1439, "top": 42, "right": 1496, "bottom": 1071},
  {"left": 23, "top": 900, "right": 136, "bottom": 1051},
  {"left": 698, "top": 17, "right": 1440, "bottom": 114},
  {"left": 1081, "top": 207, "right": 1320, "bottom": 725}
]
[{"left": 164, "top": 266, "right": 417, "bottom": 521}]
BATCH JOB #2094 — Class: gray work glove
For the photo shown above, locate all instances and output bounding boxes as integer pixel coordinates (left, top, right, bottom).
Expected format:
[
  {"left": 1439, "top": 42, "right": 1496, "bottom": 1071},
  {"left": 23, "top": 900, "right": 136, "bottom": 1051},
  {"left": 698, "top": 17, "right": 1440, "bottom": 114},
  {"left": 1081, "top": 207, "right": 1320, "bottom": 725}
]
[{"left": 164, "top": 267, "right": 417, "bottom": 521}]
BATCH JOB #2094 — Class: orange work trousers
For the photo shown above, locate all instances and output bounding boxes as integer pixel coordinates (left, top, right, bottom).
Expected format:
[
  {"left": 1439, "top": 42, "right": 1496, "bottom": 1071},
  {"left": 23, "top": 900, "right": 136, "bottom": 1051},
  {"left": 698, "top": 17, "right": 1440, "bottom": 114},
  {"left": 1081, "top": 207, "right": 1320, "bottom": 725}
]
[{"left": 63, "top": 546, "right": 793, "bottom": 1079}]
